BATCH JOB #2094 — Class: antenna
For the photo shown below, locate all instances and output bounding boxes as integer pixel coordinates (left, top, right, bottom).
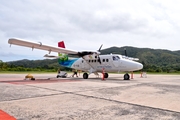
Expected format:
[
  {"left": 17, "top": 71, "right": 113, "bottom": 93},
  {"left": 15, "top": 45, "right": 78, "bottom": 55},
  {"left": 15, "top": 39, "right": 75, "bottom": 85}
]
[{"left": 124, "top": 48, "right": 127, "bottom": 56}]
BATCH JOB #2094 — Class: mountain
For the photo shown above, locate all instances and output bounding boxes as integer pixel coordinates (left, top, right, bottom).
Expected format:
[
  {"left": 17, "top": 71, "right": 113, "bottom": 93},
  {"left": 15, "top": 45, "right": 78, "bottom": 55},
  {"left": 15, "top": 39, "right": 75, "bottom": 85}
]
[
  {"left": 101, "top": 46, "right": 180, "bottom": 72},
  {"left": 7, "top": 59, "right": 59, "bottom": 69}
]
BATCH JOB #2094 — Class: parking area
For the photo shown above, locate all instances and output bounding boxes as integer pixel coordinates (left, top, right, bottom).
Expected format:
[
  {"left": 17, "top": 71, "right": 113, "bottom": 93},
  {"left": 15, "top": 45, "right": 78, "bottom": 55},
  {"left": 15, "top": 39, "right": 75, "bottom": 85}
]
[{"left": 1, "top": 73, "right": 180, "bottom": 120}]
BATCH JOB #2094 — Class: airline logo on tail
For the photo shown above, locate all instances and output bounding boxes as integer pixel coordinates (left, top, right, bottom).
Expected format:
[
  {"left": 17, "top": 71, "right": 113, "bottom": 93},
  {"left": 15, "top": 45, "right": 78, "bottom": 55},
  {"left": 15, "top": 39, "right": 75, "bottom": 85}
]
[{"left": 57, "top": 41, "right": 78, "bottom": 68}]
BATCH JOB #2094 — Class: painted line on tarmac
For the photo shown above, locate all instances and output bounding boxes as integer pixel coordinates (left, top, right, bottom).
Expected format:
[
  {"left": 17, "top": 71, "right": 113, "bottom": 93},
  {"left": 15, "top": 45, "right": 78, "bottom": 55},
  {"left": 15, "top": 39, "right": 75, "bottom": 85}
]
[
  {"left": 0, "top": 110, "right": 16, "bottom": 120},
  {"left": 0, "top": 93, "right": 65, "bottom": 103},
  {"left": 0, "top": 79, "right": 81, "bottom": 85}
]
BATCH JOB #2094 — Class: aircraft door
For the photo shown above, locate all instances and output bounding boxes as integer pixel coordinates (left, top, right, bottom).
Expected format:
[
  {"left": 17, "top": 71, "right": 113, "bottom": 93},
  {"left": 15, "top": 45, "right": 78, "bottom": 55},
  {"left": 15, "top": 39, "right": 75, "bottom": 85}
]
[
  {"left": 80, "top": 59, "right": 84, "bottom": 68},
  {"left": 112, "top": 56, "right": 120, "bottom": 67},
  {"left": 80, "top": 59, "right": 90, "bottom": 70}
]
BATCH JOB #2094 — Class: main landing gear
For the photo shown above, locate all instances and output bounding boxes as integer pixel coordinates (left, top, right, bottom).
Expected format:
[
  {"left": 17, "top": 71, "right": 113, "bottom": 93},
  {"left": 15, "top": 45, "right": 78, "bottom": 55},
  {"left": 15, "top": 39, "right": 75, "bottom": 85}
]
[
  {"left": 83, "top": 73, "right": 88, "bottom": 79},
  {"left": 83, "top": 72, "right": 130, "bottom": 80},
  {"left": 83, "top": 72, "right": 109, "bottom": 79},
  {"left": 124, "top": 73, "right": 130, "bottom": 80},
  {"left": 104, "top": 73, "right": 109, "bottom": 78}
]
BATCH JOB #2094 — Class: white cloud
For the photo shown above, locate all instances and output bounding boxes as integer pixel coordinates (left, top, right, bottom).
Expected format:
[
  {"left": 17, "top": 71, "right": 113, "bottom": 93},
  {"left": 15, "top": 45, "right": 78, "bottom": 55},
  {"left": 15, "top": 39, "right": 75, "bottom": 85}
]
[{"left": 1, "top": 0, "right": 180, "bottom": 62}]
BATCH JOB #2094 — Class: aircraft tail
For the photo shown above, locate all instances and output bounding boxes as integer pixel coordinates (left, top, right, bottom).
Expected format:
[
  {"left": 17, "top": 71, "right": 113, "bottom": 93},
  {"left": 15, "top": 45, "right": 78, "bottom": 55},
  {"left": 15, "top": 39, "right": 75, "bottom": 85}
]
[
  {"left": 58, "top": 41, "right": 65, "bottom": 48},
  {"left": 58, "top": 41, "right": 68, "bottom": 64},
  {"left": 58, "top": 41, "right": 78, "bottom": 68}
]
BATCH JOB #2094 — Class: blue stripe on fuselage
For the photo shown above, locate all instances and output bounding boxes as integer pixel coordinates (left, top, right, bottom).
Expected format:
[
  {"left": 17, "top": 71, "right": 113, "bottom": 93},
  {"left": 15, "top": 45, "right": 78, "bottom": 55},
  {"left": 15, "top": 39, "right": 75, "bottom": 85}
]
[{"left": 58, "top": 58, "right": 78, "bottom": 68}]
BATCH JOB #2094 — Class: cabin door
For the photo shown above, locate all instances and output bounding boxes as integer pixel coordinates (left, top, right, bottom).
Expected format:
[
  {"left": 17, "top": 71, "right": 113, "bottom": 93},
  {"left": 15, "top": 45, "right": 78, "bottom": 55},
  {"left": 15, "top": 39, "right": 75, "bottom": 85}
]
[{"left": 112, "top": 56, "right": 120, "bottom": 67}]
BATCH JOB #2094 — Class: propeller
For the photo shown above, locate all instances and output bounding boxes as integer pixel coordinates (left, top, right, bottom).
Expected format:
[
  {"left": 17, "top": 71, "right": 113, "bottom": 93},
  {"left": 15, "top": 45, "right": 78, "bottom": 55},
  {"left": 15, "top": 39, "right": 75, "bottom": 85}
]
[
  {"left": 97, "top": 44, "right": 103, "bottom": 64},
  {"left": 70, "top": 44, "right": 103, "bottom": 64},
  {"left": 98, "top": 44, "right": 103, "bottom": 52}
]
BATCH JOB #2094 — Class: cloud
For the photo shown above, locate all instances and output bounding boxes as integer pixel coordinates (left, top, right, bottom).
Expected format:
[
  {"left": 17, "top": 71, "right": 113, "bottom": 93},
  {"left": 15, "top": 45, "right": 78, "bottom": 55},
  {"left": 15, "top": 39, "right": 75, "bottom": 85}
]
[{"left": 1, "top": 0, "right": 180, "bottom": 61}]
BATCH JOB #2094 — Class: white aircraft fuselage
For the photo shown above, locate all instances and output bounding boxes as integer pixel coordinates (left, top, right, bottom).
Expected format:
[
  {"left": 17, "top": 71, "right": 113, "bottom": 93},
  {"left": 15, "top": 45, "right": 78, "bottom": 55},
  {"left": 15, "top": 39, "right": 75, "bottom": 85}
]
[{"left": 59, "top": 54, "right": 143, "bottom": 73}]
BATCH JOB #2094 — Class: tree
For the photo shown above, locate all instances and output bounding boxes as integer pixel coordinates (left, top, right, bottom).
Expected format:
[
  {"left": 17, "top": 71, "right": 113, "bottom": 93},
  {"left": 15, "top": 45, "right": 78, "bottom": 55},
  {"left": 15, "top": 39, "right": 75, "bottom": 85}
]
[{"left": 0, "top": 60, "right": 8, "bottom": 71}]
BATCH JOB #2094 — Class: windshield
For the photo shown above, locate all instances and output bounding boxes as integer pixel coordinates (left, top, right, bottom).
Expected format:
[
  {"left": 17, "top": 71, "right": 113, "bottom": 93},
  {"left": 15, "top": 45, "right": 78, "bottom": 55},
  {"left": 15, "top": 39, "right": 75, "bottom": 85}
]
[{"left": 112, "top": 56, "right": 120, "bottom": 61}]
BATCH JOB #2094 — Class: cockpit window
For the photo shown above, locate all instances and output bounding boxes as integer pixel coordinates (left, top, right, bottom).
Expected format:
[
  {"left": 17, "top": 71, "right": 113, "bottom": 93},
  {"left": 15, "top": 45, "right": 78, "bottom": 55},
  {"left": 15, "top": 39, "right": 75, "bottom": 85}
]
[
  {"left": 116, "top": 56, "right": 120, "bottom": 59},
  {"left": 113, "top": 56, "right": 120, "bottom": 61}
]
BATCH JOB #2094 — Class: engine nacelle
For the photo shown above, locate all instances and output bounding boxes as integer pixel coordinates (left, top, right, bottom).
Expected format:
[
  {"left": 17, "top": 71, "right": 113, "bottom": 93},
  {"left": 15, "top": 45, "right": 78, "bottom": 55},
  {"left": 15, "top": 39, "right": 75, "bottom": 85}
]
[{"left": 82, "top": 53, "right": 99, "bottom": 60}]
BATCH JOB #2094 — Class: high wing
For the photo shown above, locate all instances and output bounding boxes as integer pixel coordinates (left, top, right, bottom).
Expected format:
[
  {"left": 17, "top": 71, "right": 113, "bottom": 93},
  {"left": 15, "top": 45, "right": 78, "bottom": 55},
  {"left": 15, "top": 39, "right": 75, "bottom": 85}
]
[{"left": 8, "top": 38, "right": 78, "bottom": 54}]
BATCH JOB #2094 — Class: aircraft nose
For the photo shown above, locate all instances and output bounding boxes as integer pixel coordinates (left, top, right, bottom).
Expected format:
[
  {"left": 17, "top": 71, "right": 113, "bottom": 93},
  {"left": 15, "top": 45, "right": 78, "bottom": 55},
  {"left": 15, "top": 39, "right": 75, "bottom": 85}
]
[{"left": 137, "top": 63, "right": 143, "bottom": 70}]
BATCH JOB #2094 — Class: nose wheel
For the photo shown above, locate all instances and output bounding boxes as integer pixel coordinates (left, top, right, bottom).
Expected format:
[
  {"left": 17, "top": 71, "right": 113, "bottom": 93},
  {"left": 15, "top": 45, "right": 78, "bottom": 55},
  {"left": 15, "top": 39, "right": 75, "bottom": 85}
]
[{"left": 124, "top": 73, "right": 130, "bottom": 80}]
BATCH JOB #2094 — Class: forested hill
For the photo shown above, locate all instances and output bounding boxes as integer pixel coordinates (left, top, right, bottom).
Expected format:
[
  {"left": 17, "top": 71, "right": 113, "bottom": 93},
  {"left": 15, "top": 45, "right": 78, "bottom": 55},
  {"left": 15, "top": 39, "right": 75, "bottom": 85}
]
[
  {"left": 101, "top": 46, "right": 180, "bottom": 72},
  {"left": 8, "top": 59, "right": 59, "bottom": 69},
  {"left": 4, "top": 46, "right": 180, "bottom": 72}
]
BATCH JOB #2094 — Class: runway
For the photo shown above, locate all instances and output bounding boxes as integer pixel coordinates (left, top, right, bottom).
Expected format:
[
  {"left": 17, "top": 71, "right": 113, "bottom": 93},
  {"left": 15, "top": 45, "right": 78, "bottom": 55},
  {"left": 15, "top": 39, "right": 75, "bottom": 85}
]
[{"left": 1, "top": 73, "right": 180, "bottom": 120}]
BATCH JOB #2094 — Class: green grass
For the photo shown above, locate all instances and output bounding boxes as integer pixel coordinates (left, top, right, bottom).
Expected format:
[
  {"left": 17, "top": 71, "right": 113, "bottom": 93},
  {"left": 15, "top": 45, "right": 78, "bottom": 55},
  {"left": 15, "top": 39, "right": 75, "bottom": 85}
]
[
  {"left": 0, "top": 71, "right": 75, "bottom": 74},
  {"left": 0, "top": 71, "right": 57, "bottom": 74},
  {"left": 107, "top": 71, "right": 180, "bottom": 75},
  {"left": 144, "top": 72, "right": 180, "bottom": 75}
]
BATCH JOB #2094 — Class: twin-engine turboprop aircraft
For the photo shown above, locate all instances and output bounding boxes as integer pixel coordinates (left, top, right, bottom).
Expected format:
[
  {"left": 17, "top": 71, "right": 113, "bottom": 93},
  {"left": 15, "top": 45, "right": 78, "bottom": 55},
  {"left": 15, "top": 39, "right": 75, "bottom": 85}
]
[{"left": 8, "top": 38, "right": 143, "bottom": 80}]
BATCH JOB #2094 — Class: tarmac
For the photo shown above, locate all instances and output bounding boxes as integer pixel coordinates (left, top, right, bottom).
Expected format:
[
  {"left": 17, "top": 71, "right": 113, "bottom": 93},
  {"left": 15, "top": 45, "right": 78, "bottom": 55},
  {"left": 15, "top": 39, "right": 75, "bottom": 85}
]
[{"left": 1, "top": 73, "right": 180, "bottom": 120}]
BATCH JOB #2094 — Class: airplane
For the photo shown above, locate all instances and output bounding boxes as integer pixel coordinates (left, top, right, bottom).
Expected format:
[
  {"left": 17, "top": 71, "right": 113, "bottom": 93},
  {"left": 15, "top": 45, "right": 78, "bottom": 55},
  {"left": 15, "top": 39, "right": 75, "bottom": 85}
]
[{"left": 8, "top": 38, "right": 143, "bottom": 80}]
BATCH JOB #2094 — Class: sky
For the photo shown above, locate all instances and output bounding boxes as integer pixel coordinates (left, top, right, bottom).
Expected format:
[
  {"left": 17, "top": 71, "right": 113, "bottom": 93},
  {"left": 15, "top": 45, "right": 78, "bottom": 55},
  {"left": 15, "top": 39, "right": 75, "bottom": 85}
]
[{"left": 1, "top": 0, "right": 180, "bottom": 62}]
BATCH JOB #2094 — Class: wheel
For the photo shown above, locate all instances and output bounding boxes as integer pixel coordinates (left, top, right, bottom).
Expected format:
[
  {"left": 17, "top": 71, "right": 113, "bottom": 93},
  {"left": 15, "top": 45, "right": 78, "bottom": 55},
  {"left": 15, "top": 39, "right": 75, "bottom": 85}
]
[
  {"left": 65, "top": 73, "right": 68, "bottom": 78},
  {"left": 124, "top": 73, "right": 130, "bottom": 80},
  {"left": 83, "top": 73, "right": 88, "bottom": 79},
  {"left": 57, "top": 75, "right": 59, "bottom": 78},
  {"left": 31, "top": 78, "right": 35, "bottom": 80},
  {"left": 104, "top": 73, "right": 109, "bottom": 78}
]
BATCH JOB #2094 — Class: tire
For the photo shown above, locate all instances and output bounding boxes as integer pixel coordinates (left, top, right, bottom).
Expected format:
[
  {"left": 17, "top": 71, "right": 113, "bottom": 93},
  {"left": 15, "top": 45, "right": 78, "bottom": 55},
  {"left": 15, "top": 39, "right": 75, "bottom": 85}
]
[
  {"left": 83, "top": 73, "right": 88, "bottom": 79},
  {"left": 57, "top": 75, "right": 59, "bottom": 78},
  {"left": 65, "top": 73, "right": 68, "bottom": 77},
  {"left": 104, "top": 73, "right": 109, "bottom": 78},
  {"left": 124, "top": 73, "right": 130, "bottom": 80}
]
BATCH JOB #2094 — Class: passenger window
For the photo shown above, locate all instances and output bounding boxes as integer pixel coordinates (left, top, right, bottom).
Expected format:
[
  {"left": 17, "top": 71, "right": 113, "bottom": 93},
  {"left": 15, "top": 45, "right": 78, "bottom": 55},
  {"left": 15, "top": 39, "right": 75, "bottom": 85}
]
[
  {"left": 103, "top": 59, "right": 105, "bottom": 62},
  {"left": 106, "top": 59, "right": 109, "bottom": 62}
]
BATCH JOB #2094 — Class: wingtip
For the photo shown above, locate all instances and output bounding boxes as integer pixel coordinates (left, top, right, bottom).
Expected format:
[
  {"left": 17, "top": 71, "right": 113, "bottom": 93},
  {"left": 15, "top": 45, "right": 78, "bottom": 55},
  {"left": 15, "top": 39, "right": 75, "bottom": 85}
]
[{"left": 8, "top": 38, "right": 13, "bottom": 44}]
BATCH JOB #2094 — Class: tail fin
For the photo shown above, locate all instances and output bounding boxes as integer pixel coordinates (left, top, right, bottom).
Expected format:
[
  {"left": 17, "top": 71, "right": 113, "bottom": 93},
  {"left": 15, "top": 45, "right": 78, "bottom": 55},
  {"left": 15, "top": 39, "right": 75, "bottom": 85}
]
[
  {"left": 58, "top": 41, "right": 68, "bottom": 65},
  {"left": 58, "top": 41, "right": 78, "bottom": 68},
  {"left": 58, "top": 41, "right": 65, "bottom": 48}
]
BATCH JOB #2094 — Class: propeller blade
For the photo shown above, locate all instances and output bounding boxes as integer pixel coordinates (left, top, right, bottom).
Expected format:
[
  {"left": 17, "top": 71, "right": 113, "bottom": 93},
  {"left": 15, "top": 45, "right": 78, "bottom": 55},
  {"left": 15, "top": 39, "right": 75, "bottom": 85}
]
[
  {"left": 98, "top": 44, "right": 103, "bottom": 52},
  {"left": 98, "top": 57, "right": 101, "bottom": 64},
  {"left": 97, "top": 44, "right": 103, "bottom": 64}
]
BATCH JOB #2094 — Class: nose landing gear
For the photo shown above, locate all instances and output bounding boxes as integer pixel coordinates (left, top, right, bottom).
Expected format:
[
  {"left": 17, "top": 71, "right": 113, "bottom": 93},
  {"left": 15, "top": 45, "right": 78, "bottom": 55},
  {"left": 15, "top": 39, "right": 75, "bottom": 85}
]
[{"left": 124, "top": 73, "right": 130, "bottom": 80}]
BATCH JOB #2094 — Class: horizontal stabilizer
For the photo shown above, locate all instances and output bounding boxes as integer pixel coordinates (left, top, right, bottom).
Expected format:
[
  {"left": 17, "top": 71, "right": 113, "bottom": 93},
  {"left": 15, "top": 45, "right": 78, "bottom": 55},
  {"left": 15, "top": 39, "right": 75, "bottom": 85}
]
[{"left": 43, "top": 54, "right": 59, "bottom": 58}]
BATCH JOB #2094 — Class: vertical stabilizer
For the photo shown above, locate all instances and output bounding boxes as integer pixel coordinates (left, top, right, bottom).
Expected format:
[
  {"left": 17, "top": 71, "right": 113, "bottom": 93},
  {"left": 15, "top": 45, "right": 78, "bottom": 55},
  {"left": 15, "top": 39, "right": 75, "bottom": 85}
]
[
  {"left": 57, "top": 41, "right": 77, "bottom": 68},
  {"left": 58, "top": 41, "right": 65, "bottom": 48},
  {"left": 58, "top": 41, "right": 69, "bottom": 66}
]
